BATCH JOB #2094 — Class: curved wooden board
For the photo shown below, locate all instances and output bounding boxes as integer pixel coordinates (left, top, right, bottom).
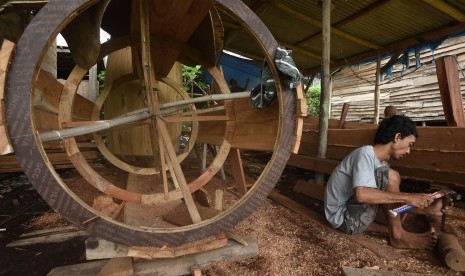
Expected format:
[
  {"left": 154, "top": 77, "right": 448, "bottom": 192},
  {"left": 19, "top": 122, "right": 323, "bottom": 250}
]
[{"left": 0, "top": 39, "right": 15, "bottom": 155}]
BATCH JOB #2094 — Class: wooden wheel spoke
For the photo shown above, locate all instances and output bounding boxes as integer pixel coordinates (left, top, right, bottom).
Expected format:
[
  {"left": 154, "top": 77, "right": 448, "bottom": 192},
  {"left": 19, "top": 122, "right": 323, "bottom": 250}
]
[{"left": 157, "top": 119, "right": 202, "bottom": 223}]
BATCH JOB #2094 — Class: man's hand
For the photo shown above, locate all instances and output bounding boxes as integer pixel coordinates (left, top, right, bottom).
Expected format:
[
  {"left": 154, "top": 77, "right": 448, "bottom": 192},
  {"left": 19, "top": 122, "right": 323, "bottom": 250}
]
[{"left": 405, "top": 193, "right": 434, "bottom": 209}]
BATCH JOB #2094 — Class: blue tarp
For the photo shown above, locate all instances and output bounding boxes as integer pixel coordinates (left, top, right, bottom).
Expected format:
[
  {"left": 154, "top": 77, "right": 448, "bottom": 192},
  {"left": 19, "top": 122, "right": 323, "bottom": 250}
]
[{"left": 202, "top": 52, "right": 262, "bottom": 91}]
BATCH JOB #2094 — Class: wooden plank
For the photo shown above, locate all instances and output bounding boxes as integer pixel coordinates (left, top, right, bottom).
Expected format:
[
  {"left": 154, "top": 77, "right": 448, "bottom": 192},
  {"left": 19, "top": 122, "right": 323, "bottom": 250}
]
[
  {"left": 292, "top": 117, "right": 303, "bottom": 154},
  {"left": 0, "top": 124, "right": 13, "bottom": 155},
  {"left": 197, "top": 98, "right": 279, "bottom": 151},
  {"left": 436, "top": 55, "right": 465, "bottom": 126},
  {"left": 52, "top": 237, "right": 259, "bottom": 276},
  {"left": 86, "top": 234, "right": 228, "bottom": 260},
  {"left": 342, "top": 266, "right": 434, "bottom": 276},
  {"left": 322, "top": 145, "right": 465, "bottom": 173},
  {"left": 214, "top": 188, "right": 223, "bottom": 211},
  {"left": 287, "top": 154, "right": 465, "bottom": 188},
  {"left": 228, "top": 148, "right": 247, "bottom": 195},
  {"left": 98, "top": 257, "right": 133, "bottom": 276},
  {"left": 128, "top": 234, "right": 227, "bottom": 259},
  {"left": 19, "top": 226, "right": 79, "bottom": 238},
  {"left": 0, "top": 39, "right": 15, "bottom": 100},
  {"left": 287, "top": 154, "right": 338, "bottom": 175},
  {"left": 0, "top": 150, "right": 99, "bottom": 172},
  {"left": 124, "top": 173, "right": 151, "bottom": 226},
  {"left": 0, "top": 40, "right": 15, "bottom": 155},
  {"left": 47, "top": 260, "right": 109, "bottom": 276},
  {"left": 300, "top": 127, "right": 465, "bottom": 152},
  {"left": 7, "top": 229, "right": 88, "bottom": 247},
  {"left": 303, "top": 116, "right": 377, "bottom": 131},
  {"left": 293, "top": 179, "right": 325, "bottom": 200}
]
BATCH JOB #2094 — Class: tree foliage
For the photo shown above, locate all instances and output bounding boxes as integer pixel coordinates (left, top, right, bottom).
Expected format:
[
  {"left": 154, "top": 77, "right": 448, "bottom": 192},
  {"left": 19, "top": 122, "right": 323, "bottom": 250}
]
[
  {"left": 181, "top": 65, "right": 207, "bottom": 95},
  {"left": 306, "top": 86, "right": 321, "bottom": 116}
]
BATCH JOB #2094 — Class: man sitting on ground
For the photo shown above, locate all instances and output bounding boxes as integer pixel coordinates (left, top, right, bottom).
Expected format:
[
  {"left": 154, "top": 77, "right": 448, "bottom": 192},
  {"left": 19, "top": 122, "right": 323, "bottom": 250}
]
[{"left": 324, "top": 115, "right": 444, "bottom": 249}]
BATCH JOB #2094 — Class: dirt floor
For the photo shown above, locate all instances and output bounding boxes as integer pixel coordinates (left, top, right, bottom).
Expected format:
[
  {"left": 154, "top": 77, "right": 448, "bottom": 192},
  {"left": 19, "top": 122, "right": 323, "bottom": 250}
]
[{"left": 1, "top": 153, "right": 465, "bottom": 276}]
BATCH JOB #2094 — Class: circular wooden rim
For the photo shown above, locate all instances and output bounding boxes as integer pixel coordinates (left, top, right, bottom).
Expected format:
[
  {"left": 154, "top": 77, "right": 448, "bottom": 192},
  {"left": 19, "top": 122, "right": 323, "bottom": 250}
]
[
  {"left": 6, "top": 0, "right": 296, "bottom": 246},
  {"left": 90, "top": 73, "right": 199, "bottom": 175}
]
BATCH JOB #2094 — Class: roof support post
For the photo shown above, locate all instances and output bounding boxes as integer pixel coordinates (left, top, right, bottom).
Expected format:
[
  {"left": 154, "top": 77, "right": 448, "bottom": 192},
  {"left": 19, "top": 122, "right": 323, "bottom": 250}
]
[
  {"left": 315, "top": 0, "right": 331, "bottom": 186},
  {"left": 374, "top": 53, "right": 381, "bottom": 124}
]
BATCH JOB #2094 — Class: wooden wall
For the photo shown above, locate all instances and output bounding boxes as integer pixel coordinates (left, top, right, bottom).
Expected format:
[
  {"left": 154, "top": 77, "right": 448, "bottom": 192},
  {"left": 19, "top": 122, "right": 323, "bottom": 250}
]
[
  {"left": 288, "top": 116, "right": 465, "bottom": 191},
  {"left": 331, "top": 36, "right": 465, "bottom": 123}
]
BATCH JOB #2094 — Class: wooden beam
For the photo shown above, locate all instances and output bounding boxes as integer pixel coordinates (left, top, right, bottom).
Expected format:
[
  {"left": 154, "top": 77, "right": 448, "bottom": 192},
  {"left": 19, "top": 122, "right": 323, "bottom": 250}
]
[
  {"left": 380, "top": 49, "right": 403, "bottom": 75},
  {"left": 374, "top": 53, "right": 381, "bottom": 124},
  {"left": 438, "top": 234, "right": 465, "bottom": 272},
  {"left": 98, "top": 257, "right": 134, "bottom": 276},
  {"left": 221, "top": 20, "right": 322, "bottom": 61},
  {"left": 342, "top": 266, "right": 425, "bottom": 276},
  {"left": 280, "top": 41, "right": 323, "bottom": 61},
  {"left": 228, "top": 148, "right": 247, "bottom": 195},
  {"left": 421, "top": 0, "right": 465, "bottom": 22},
  {"left": 337, "top": 102, "right": 350, "bottom": 129},
  {"left": 224, "top": 46, "right": 263, "bottom": 61},
  {"left": 272, "top": 1, "right": 381, "bottom": 50},
  {"left": 315, "top": 0, "right": 332, "bottom": 185},
  {"left": 435, "top": 55, "right": 465, "bottom": 126},
  {"left": 51, "top": 237, "right": 259, "bottom": 276}
]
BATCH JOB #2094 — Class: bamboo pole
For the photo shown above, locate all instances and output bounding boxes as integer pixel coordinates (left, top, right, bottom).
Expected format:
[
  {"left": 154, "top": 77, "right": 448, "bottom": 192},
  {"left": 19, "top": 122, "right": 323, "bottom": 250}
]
[
  {"left": 374, "top": 53, "right": 381, "bottom": 124},
  {"left": 160, "top": 91, "right": 250, "bottom": 109},
  {"left": 315, "top": 0, "right": 331, "bottom": 186},
  {"left": 40, "top": 103, "right": 229, "bottom": 143},
  {"left": 39, "top": 111, "right": 150, "bottom": 142}
]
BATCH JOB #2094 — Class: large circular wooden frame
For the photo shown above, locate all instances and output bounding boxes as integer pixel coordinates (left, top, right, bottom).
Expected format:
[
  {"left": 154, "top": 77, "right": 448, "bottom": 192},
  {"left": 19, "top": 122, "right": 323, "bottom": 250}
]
[
  {"left": 6, "top": 0, "right": 296, "bottom": 247},
  {"left": 91, "top": 71, "right": 200, "bottom": 176}
]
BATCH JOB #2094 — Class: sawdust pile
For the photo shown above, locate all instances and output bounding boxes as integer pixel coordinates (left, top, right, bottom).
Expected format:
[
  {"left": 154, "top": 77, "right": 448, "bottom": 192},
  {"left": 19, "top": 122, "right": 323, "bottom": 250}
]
[{"left": 205, "top": 198, "right": 462, "bottom": 276}]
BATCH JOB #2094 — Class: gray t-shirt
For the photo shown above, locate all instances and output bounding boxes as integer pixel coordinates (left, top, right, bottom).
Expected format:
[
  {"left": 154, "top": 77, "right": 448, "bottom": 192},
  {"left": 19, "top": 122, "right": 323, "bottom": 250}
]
[{"left": 324, "top": 145, "right": 387, "bottom": 228}]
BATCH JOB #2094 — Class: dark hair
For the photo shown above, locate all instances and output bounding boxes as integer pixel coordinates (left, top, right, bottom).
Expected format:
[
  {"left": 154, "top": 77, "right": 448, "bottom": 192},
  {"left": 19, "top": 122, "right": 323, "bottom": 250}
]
[{"left": 374, "top": 115, "right": 418, "bottom": 145}]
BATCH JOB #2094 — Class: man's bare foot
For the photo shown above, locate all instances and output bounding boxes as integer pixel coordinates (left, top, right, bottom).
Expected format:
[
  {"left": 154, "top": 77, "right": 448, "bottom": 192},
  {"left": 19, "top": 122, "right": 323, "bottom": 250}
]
[{"left": 389, "top": 227, "right": 438, "bottom": 249}]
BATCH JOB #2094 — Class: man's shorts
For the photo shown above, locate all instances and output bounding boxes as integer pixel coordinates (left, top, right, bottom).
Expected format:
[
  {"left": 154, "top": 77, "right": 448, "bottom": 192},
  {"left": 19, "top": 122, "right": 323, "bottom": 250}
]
[{"left": 338, "top": 166, "right": 389, "bottom": 235}]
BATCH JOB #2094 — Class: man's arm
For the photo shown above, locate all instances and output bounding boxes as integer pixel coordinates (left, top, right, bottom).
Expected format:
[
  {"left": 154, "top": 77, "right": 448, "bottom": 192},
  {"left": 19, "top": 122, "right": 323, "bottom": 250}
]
[{"left": 354, "top": 187, "right": 433, "bottom": 209}]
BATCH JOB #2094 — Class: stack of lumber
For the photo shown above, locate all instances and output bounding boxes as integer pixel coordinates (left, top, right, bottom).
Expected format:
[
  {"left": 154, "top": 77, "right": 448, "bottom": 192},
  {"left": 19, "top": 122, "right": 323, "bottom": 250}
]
[{"left": 331, "top": 36, "right": 465, "bottom": 123}]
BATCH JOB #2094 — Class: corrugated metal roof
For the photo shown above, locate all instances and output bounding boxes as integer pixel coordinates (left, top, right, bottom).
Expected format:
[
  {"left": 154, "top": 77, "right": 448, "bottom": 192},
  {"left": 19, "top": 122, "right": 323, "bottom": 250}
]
[{"left": 223, "top": 0, "right": 465, "bottom": 75}]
